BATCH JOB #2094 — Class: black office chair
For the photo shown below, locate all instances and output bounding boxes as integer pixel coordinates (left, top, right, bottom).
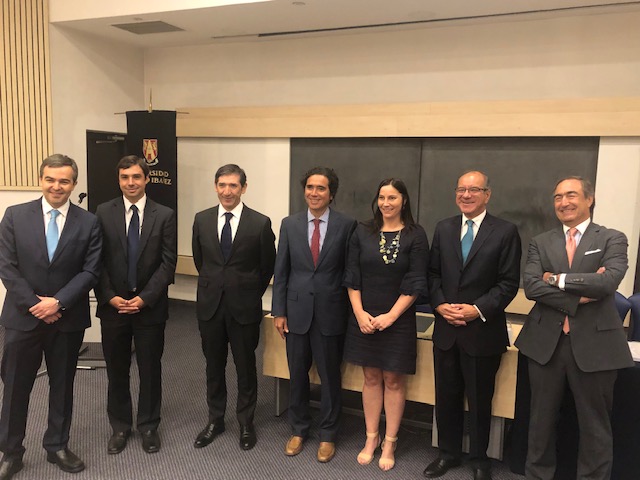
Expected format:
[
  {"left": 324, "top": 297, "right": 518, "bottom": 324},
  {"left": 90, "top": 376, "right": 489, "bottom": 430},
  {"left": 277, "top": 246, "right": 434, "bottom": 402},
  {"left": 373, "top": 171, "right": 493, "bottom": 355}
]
[
  {"left": 615, "top": 291, "right": 632, "bottom": 322},
  {"left": 628, "top": 293, "right": 640, "bottom": 341}
]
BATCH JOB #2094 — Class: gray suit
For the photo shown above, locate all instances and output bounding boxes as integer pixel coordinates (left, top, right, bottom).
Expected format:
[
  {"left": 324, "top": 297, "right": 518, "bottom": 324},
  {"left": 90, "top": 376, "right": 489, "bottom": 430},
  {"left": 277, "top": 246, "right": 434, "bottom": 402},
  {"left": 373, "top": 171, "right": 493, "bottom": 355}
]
[
  {"left": 516, "top": 222, "right": 634, "bottom": 480},
  {"left": 271, "top": 209, "right": 356, "bottom": 441}
]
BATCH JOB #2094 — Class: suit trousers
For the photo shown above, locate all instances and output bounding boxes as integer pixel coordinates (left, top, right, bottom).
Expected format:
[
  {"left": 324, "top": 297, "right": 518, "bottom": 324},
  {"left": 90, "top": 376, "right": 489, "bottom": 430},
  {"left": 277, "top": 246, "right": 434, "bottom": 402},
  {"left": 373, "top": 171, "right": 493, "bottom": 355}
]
[
  {"left": 198, "top": 297, "right": 261, "bottom": 426},
  {"left": 433, "top": 341, "right": 501, "bottom": 466},
  {"left": 0, "top": 324, "right": 83, "bottom": 457},
  {"left": 101, "top": 319, "right": 166, "bottom": 433},
  {"left": 285, "top": 321, "right": 344, "bottom": 442},
  {"left": 526, "top": 333, "right": 617, "bottom": 480}
]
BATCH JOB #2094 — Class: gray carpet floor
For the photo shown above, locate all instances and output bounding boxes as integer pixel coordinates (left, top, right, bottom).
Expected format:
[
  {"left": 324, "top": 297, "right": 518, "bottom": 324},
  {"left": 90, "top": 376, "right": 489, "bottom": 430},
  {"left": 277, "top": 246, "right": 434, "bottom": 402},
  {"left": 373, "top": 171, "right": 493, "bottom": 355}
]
[{"left": 0, "top": 300, "right": 523, "bottom": 479}]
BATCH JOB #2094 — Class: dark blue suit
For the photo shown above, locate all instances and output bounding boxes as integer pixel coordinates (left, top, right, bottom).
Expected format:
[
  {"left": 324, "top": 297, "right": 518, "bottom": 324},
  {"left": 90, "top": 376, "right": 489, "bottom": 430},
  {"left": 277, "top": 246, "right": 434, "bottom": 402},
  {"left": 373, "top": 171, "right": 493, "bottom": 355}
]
[
  {"left": 271, "top": 209, "right": 356, "bottom": 441},
  {"left": 0, "top": 199, "right": 102, "bottom": 458},
  {"left": 429, "top": 212, "right": 521, "bottom": 465}
]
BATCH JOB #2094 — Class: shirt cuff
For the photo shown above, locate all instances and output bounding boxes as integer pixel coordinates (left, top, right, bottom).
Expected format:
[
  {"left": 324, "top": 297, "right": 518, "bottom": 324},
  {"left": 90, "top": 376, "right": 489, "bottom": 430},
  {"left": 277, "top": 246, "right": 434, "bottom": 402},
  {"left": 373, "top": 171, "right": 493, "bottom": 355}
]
[
  {"left": 473, "top": 304, "right": 487, "bottom": 322},
  {"left": 558, "top": 273, "right": 567, "bottom": 290}
]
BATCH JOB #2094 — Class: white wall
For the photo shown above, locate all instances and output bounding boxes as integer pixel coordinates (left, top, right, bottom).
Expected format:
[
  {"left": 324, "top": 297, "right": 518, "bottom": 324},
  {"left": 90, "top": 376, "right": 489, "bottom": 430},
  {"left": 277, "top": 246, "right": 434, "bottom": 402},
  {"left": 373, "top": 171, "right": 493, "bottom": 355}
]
[{"left": 144, "top": 10, "right": 640, "bottom": 108}]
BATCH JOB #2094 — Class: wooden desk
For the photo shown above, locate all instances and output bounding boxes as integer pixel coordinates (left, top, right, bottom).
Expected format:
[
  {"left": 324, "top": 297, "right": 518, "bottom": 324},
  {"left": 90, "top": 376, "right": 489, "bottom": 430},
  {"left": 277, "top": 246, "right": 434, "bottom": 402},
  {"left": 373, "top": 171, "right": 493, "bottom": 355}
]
[{"left": 262, "top": 316, "right": 522, "bottom": 459}]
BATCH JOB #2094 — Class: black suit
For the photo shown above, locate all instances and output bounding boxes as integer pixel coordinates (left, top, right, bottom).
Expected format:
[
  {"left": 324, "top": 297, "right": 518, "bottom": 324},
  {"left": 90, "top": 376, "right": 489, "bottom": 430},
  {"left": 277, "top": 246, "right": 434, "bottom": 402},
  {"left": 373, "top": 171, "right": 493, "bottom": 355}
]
[
  {"left": 94, "top": 197, "right": 177, "bottom": 433},
  {"left": 271, "top": 209, "right": 356, "bottom": 441},
  {"left": 0, "top": 199, "right": 102, "bottom": 458},
  {"left": 516, "top": 222, "right": 633, "bottom": 479},
  {"left": 428, "top": 213, "right": 521, "bottom": 466},
  {"left": 192, "top": 204, "right": 275, "bottom": 426}
]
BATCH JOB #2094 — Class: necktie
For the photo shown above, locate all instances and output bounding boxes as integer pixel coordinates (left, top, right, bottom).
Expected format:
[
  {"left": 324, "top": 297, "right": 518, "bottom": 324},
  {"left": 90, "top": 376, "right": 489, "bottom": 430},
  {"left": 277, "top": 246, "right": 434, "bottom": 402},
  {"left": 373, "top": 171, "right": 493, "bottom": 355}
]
[
  {"left": 563, "top": 227, "right": 578, "bottom": 333},
  {"left": 221, "top": 212, "right": 233, "bottom": 262},
  {"left": 127, "top": 205, "right": 140, "bottom": 291},
  {"left": 46, "top": 209, "right": 60, "bottom": 261},
  {"left": 461, "top": 219, "right": 474, "bottom": 263},
  {"left": 311, "top": 218, "right": 321, "bottom": 267}
]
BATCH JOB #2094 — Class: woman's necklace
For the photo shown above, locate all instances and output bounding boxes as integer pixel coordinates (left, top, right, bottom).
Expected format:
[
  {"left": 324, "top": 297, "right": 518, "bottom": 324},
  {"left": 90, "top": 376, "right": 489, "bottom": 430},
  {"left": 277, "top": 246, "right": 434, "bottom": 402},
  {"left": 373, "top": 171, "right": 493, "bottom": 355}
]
[{"left": 379, "top": 230, "right": 401, "bottom": 264}]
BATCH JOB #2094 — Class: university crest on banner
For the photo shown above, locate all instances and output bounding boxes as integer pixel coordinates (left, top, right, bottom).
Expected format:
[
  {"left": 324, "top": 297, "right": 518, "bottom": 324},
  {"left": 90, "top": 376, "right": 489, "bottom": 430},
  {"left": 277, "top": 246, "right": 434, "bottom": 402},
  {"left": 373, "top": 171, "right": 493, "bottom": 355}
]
[{"left": 143, "top": 139, "right": 159, "bottom": 166}]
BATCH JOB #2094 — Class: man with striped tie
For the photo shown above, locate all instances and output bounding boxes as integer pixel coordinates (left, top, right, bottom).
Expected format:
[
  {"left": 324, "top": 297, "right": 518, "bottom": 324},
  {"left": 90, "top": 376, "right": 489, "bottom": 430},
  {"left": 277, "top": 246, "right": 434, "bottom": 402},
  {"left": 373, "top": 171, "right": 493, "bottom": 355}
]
[{"left": 0, "top": 155, "right": 102, "bottom": 479}]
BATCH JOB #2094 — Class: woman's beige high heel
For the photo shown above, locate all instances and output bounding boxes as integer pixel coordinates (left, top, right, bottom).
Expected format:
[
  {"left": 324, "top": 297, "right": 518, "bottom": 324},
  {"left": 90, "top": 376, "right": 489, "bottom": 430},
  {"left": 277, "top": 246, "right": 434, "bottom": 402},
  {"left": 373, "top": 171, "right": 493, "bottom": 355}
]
[
  {"left": 357, "top": 431, "right": 381, "bottom": 465},
  {"left": 378, "top": 435, "right": 398, "bottom": 471}
]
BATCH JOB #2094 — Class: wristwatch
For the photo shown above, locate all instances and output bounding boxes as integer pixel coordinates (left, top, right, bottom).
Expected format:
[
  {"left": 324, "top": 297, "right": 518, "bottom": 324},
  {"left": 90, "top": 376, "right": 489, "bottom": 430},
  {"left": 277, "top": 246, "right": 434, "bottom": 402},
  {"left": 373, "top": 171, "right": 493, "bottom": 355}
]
[
  {"left": 546, "top": 274, "right": 558, "bottom": 287},
  {"left": 55, "top": 298, "right": 65, "bottom": 311}
]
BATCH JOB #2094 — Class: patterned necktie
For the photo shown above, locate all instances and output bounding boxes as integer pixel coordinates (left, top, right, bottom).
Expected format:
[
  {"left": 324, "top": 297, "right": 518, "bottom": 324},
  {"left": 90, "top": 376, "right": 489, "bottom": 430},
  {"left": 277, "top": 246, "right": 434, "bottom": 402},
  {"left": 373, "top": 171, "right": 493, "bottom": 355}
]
[
  {"left": 127, "top": 205, "right": 140, "bottom": 291},
  {"left": 461, "top": 219, "right": 474, "bottom": 263},
  {"left": 310, "top": 218, "right": 321, "bottom": 267},
  {"left": 563, "top": 227, "right": 578, "bottom": 334},
  {"left": 46, "top": 209, "right": 60, "bottom": 261},
  {"left": 221, "top": 212, "right": 233, "bottom": 262}
]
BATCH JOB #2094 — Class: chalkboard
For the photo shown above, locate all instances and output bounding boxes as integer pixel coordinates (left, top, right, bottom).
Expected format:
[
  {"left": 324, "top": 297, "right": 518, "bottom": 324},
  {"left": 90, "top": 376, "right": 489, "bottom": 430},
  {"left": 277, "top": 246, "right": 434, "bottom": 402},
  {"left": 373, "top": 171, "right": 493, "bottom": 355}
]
[
  {"left": 291, "top": 137, "right": 600, "bottom": 281},
  {"left": 290, "top": 139, "right": 422, "bottom": 221}
]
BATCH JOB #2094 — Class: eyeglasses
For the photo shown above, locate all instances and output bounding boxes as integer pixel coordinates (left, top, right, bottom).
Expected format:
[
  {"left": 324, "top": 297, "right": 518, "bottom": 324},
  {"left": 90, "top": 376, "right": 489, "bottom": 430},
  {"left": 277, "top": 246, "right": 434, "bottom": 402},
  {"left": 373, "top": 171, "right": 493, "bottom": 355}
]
[{"left": 454, "top": 187, "right": 488, "bottom": 195}]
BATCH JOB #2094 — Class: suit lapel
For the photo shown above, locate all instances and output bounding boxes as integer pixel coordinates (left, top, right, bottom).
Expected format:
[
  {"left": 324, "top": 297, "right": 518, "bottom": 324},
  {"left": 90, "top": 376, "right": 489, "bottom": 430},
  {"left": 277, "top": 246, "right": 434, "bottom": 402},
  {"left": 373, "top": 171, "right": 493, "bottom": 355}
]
[
  {"left": 464, "top": 214, "right": 495, "bottom": 267},
  {"left": 139, "top": 199, "right": 157, "bottom": 258},
  {"left": 31, "top": 200, "right": 48, "bottom": 264},
  {"left": 51, "top": 204, "right": 79, "bottom": 264},
  {"left": 291, "top": 210, "right": 322, "bottom": 270},
  {"left": 112, "top": 198, "right": 128, "bottom": 256},
  {"left": 210, "top": 206, "right": 224, "bottom": 263},
  {"left": 570, "top": 223, "right": 598, "bottom": 272},
  {"left": 549, "top": 227, "right": 570, "bottom": 271}
]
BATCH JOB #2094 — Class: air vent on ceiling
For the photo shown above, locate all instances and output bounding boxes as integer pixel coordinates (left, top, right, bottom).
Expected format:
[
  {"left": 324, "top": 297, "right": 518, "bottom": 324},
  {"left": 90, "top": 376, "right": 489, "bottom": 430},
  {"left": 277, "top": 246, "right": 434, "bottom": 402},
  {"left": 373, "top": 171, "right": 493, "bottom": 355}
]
[{"left": 112, "top": 21, "right": 184, "bottom": 35}]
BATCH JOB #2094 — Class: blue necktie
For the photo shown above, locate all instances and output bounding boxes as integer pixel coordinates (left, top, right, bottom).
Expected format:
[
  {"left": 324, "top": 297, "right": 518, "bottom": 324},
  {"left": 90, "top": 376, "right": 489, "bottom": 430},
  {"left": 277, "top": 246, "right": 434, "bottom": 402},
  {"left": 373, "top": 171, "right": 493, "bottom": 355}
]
[
  {"left": 221, "top": 212, "right": 233, "bottom": 262},
  {"left": 127, "top": 205, "right": 140, "bottom": 291},
  {"left": 461, "top": 219, "right": 474, "bottom": 263},
  {"left": 46, "top": 209, "right": 60, "bottom": 261}
]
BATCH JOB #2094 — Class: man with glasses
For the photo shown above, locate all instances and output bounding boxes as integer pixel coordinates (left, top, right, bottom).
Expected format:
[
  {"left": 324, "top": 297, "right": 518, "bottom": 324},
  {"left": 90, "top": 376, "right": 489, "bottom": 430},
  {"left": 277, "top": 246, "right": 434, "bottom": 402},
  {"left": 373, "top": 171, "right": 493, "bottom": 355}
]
[{"left": 426, "top": 170, "right": 521, "bottom": 480}]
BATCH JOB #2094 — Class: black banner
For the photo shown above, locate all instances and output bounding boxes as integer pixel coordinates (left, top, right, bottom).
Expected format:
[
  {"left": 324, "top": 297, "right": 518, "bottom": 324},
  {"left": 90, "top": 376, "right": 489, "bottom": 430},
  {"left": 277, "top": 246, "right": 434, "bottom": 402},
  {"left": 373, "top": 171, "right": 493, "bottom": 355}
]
[{"left": 126, "top": 110, "right": 177, "bottom": 215}]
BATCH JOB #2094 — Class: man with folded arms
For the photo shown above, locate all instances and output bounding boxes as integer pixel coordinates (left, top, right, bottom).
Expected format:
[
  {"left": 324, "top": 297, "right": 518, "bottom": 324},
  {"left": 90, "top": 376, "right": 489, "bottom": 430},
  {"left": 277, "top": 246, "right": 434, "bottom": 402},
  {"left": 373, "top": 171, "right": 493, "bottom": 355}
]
[{"left": 516, "top": 176, "right": 633, "bottom": 480}]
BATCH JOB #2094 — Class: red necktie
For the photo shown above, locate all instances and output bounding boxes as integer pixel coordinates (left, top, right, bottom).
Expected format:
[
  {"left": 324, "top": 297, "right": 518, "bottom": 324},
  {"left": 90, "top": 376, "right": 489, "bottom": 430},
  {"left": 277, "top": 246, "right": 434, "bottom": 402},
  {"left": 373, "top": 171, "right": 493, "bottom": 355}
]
[
  {"left": 563, "top": 227, "right": 578, "bottom": 334},
  {"left": 311, "top": 219, "right": 320, "bottom": 267}
]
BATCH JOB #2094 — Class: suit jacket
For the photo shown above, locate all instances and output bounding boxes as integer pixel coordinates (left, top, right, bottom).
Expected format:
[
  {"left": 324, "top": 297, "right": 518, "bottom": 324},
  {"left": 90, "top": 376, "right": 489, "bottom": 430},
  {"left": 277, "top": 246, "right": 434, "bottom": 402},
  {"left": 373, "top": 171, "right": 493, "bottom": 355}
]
[
  {"left": 271, "top": 209, "right": 356, "bottom": 336},
  {"left": 94, "top": 197, "right": 177, "bottom": 326},
  {"left": 0, "top": 198, "right": 102, "bottom": 332},
  {"left": 429, "top": 213, "right": 521, "bottom": 356},
  {"left": 515, "top": 222, "right": 634, "bottom": 372},
  {"left": 192, "top": 204, "right": 276, "bottom": 324}
]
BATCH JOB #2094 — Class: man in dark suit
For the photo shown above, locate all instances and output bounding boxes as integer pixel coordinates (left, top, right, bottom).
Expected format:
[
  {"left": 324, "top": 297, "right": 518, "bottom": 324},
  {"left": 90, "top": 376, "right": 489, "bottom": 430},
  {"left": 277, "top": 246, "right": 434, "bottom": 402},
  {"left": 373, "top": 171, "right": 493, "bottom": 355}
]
[
  {"left": 94, "top": 155, "right": 177, "bottom": 456},
  {"left": 192, "top": 164, "right": 276, "bottom": 451},
  {"left": 272, "top": 167, "right": 356, "bottom": 463},
  {"left": 0, "top": 155, "right": 102, "bottom": 479},
  {"left": 515, "top": 176, "right": 633, "bottom": 480},
  {"left": 426, "top": 170, "right": 521, "bottom": 480}
]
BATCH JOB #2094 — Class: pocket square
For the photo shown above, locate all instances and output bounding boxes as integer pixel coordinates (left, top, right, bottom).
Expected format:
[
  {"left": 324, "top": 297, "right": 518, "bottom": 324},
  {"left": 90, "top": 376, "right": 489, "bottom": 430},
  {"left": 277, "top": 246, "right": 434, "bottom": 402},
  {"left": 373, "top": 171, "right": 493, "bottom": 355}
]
[{"left": 584, "top": 249, "right": 602, "bottom": 255}]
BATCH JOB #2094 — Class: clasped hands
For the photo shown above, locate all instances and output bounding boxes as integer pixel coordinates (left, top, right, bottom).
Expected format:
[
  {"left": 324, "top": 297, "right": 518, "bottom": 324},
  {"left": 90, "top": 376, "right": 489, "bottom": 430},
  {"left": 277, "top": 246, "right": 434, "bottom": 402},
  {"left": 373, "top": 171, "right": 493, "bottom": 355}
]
[
  {"left": 435, "top": 303, "right": 478, "bottom": 327},
  {"left": 354, "top": 310, "right": 395, "bottom": 334},
  {"left": 29, "top": 296, "right": 61, "bottom": 324},
  {"left": 109, "top": 296, "right": 145, "bottom": 314},
  {"left": 543, "top": 266, "right": 605, "bottom": 304}
]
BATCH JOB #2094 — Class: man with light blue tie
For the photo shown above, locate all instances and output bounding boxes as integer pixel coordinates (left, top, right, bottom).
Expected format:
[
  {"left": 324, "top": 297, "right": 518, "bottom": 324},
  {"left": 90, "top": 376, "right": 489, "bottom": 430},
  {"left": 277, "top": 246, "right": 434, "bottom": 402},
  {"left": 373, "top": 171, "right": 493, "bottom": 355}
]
[
  {"left": 426, "top": 170, "right": 521, "bottom": 480},
  {"left": 0, "top": 155, "right": 102, "bottom": 479}
]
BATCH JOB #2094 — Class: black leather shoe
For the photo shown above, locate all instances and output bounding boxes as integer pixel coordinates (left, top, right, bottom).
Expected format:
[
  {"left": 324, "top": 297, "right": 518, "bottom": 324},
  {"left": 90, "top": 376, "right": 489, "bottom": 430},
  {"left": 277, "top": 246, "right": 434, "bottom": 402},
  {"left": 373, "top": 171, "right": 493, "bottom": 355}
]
[
  {"left": 239, "top": 424, "right": 256, "bottom": 450},
  {"left": 194, "top": 421, "right": 225, "bottom": 448},
  {"left": 141, "top": 430, "right": 161, "bottom": 454},
  {"left": 107, "top": 430, "right": 131, "bottom": 455},
  {"left": 46, "top": 448, "right": 85, "bottom": 473},
  {"left": 473, "top": 466, "right": 492, "bottom": 480},
  {"left": 423, "top": 456, "right": 462, "bottom": 478},
  {"left": 0, "top": 457, "right": 23, "bottom": 480}
]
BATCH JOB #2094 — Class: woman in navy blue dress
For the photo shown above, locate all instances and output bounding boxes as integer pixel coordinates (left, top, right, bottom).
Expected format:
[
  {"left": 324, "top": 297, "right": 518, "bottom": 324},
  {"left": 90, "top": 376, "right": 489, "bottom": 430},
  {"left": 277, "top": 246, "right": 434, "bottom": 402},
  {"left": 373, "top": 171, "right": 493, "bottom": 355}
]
[{"left": 344, "top": 178, "right": 429, "bottom": 471}]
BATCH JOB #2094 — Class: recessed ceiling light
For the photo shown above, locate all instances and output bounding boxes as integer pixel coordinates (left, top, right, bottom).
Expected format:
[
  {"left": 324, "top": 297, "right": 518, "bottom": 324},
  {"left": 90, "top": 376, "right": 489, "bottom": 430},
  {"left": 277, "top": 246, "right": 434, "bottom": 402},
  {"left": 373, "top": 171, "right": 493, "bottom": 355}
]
[
  {"left": 133, "top": 17, "right": 144, "bottom": 21},
  {"left": 292, "top": 1, "right": 306, "bottom": 5}
]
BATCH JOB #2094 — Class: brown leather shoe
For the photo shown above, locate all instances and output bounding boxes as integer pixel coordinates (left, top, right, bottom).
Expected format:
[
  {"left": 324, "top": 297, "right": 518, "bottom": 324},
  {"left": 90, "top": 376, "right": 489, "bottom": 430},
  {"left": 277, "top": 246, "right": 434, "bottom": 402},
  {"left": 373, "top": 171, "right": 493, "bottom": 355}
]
[
  {"left": 285, "top": 436, "right": 304, "bottom": 456},
  {"left": 317, "top": 442, "right": 335, "bottom": 463}
]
